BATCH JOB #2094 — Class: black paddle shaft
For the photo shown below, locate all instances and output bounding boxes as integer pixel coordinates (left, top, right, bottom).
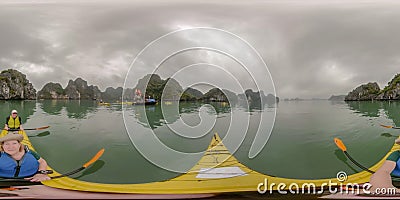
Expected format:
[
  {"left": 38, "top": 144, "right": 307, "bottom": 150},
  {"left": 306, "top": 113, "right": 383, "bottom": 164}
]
[
  {"left": 50, "top": 167, "right": 85, "bottom": 179},
  {"left": 344, "top": 151, "right": 375, "bottom": 174}
]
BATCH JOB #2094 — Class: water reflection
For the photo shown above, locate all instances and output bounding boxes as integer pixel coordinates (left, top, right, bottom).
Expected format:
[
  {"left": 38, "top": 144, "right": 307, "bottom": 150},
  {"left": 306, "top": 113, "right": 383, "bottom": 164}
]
[
  {"left": 133, "top": 103, "right": 181, "bottom": 129},
  {"left": 346, "top": 101, "right": 382, "bottom": 117},
  {"left": 131, "top": 101, "right": 264, "bottom": 129},
  {"left": 39, "top": 100, "right": 97, "bottom": 119},
  {"left": 29, "top": 131, "right": 50, "bottom": 138},
  {"left": 381, "top": 132, "right": 397, "bottom": 138},
  {"left": 346, "top": 101, "right": 400, "bottom": 126},
  {"left": 66, "top": 101, "right": 97, "bottom": 119},
  {"left": 40, "top": 100, "right": 66, "bottom": 115},
  {"left": 333, "top": 149, "right": 358, "bottom": 173},
  {"left": 0, "top": 100, "right": 35, "bottom": 122},
  {"left": 381, "top": 101, "right": 400, "bottom": 127},
  {"left": 237, "top": 100, "right": 278, "bottom": 112},
  {"left": 207, "top": 102, "right": 231, "bottom": 114}
]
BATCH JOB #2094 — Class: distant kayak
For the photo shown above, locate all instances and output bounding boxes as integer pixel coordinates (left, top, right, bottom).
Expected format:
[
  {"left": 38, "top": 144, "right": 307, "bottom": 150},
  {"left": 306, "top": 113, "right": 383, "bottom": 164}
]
[{"left": 98, "top": 102, "right": 111, "bottom": 106}]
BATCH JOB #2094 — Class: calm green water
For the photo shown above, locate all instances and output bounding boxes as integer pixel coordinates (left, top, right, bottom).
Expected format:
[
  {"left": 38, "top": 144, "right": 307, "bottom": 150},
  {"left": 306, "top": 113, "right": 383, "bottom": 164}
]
[{"left": 0, "top": 100, "right": 399, "bottom": 183}]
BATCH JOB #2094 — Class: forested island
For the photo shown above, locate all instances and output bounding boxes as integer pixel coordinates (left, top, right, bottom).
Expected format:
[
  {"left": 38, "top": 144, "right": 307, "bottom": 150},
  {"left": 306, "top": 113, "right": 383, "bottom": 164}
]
[{"left": 0, "top": 69, "right": 279, "bottom": 104}]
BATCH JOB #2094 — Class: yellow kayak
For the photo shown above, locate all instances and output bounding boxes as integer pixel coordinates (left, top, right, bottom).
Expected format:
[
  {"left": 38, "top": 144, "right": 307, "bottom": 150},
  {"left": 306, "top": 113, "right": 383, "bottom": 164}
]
[
  {"left": 98, "top": 102, "right": 111, "bottom": 106},
  {"left": 44, "top": 133, "right": 399, "bottom": 194},
  {"left": 1, "top": 130, "right": 397, "bottom": 194}
]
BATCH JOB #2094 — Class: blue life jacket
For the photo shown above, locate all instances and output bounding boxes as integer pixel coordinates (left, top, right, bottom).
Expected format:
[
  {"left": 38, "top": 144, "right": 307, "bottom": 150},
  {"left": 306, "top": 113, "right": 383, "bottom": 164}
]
[
  {"left": 0, "top": 150, "right": 39, "bottom": 178},
  {"left": 391, "top": 159, "right": 400, "bottom": 177}
]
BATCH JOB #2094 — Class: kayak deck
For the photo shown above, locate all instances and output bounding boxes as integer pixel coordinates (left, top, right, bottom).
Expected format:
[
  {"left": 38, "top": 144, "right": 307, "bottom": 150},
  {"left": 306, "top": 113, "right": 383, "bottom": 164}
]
[
  {"left": 43, "top": 133, "right": 400, "bottom": 194},
  {"left": 1, "top": 130, "right": 399, "bottom": 195}
]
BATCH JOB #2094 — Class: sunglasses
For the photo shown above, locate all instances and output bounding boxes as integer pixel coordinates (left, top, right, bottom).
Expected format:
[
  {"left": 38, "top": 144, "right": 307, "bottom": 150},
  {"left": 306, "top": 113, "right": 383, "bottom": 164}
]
[{"left": 12, "top": 113, "right": 17, "bottom": 114}]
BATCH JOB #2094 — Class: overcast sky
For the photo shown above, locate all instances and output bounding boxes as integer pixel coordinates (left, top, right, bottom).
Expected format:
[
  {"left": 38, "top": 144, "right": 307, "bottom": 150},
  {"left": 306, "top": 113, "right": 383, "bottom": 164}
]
[{"left": 0, "top": 0, "right": 399, "bottom": 99}]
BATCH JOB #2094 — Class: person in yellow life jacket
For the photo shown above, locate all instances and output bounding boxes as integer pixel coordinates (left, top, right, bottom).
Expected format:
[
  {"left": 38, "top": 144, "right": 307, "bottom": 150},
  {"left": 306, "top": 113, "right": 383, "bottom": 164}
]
[{"left": 4, "top": 110, "right": 24, "bottom": 131}]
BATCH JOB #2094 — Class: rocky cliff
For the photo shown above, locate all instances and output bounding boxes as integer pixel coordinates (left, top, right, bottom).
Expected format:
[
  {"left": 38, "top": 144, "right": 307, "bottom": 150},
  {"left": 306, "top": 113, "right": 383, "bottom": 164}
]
[
  {"left": 181, "top": 88, "right": 203, "bottom": 101},
  {"left": 377, "top": 74, "right": 400, "bottom": 100},
  {"left": 134, "top": 74, "right": 184, "bottom": 100},
  {"left": 265, "top": 93, "right": 279, "bottom": 104},
  {"left": 37, "top": 82, "right": 67, "bottom": 99},
  {"left": 64, "top": 78, "right": 102, "bottom": 100},
  {"left": 37, "top": 73, "right": 282, "bottom": 103},
  {"left": 345, "top": 73, "right": 400, "bottom": 101},
  {"left": 0, "top": 69, "right": 36, "bottom": 100},
  {"left": 237, "top": 89, "right": 278, "bottom": 104},
  {"left": 102, "top": 87, "right": 123, "bottom": 101},
  {"left": 202, "top": 88, "right": 238, "bottom": 102},
  {"left": 122, "top": 88, "right": 135, "bottom": 101},
  {"left": 345, "top": 82, "right": 380, "bottom": 101},
  {"left": 38, "top": 78, "right": 102, "bottom": 100},
  {"left": 243, "top": 89, "right": 262, "bottom": 104},
  {"left": 160, "top": 78, "right": 184, "bottom": 100}
]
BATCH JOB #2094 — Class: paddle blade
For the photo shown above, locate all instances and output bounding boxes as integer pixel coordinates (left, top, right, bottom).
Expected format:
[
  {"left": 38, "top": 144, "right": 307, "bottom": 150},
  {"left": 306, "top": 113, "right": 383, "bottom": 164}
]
[
  {"left": 35, "top": 126, "right": 50, "bottom": 130},
  {"left": 334, "top": 138, "right": 347, "bottom": 152},
  {"left": 380, "top": 124, "right": 394, "bottom": 129},
  {"left": 83, "top": 148, "right": 105, "bottom": 168}
]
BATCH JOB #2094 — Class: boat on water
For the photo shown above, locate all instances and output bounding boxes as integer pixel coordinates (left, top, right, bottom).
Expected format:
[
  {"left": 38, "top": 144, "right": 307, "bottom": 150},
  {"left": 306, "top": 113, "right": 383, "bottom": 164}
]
[
  {"left": 98, "top": 102, "right": 111, "bottom": 106},
  {"left": 118, "top": 100, "right": 157, "bottom": 106},
  {"left": 0, "top": 130, "right": 398, "bottom": 196},
  {"left": 119, "top": 101, "right": 134, "bottom": 105},
  {"left": 164, "top": 101, "right": 173, "bottom": 105},
  {"left": 130, "top": 89, "right": 157, "bottom": 105},
  {"left": 132, "top": 98, "right": 157, "bottom": 105}
]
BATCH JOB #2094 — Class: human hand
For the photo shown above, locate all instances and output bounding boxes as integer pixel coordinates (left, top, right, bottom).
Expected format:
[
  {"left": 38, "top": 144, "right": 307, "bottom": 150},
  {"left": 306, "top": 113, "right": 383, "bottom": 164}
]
[
  {"left": 396, "top": 138, "right": 400, "bottom": 144},
  {"left": 25, "top": 174, "right": 50, "bottom": 182}
]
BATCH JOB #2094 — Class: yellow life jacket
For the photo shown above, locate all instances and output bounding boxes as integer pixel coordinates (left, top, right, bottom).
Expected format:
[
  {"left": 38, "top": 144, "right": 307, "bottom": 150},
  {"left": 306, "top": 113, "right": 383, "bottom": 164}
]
[{"left": 7, "top": 116, "right": 21, "bottom": 129}]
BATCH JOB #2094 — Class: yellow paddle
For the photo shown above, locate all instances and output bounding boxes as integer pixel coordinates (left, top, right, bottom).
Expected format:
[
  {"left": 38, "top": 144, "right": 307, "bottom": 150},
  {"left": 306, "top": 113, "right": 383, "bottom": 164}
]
[{"left": 380, "top": 124, "right": 400, "bottom": 129}]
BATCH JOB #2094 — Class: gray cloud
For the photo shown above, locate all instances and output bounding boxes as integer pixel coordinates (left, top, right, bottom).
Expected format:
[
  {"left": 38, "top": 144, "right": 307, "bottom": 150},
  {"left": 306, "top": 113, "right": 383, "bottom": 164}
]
[{"left": 0, "top": 0, "right": 399, "bottom": 98}]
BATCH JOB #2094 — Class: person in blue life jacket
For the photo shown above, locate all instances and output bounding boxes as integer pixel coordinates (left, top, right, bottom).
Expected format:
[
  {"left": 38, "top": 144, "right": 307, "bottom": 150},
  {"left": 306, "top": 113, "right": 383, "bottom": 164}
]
[
  {"left": 4, "top": 110, "right": 24, "bottom": 132},
  {"left": 370, "top": 138, "right": 400, "bottom": 193},
  {"left": 0, "top": 134, "right": 50, "bottom": 182}
]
